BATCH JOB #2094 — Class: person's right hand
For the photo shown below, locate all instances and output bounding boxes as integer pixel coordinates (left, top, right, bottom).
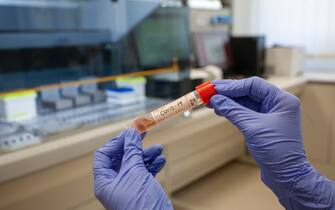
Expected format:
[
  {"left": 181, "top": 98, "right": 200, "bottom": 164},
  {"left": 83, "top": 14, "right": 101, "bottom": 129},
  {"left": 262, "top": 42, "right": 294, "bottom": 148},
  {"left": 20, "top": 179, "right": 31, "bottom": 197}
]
[{"left": 209, "top": 77, "right": 335, "bottom": 210}]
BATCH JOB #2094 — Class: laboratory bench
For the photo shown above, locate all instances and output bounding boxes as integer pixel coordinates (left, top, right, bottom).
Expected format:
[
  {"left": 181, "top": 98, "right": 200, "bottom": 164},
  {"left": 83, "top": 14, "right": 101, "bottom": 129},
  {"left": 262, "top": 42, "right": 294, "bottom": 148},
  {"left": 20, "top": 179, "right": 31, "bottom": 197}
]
[{"left": 2, "top": 75, "right": 331, "bottom": 210}]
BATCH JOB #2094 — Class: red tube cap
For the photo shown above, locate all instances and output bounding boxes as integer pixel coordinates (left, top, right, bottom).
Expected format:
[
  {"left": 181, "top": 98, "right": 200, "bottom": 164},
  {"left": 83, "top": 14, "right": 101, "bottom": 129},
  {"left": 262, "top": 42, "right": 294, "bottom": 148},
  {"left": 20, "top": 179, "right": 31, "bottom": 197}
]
[{"left": 195, "top": 81, "right": 217, "bottom": 104}]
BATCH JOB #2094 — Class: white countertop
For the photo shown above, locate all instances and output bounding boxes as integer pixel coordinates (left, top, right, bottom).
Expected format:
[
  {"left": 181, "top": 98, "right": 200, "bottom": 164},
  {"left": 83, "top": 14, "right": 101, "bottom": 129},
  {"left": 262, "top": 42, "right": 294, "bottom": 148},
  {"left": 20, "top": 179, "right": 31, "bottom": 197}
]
[{"left": 304, "top": 72, "right": 335, "bottom": 83}]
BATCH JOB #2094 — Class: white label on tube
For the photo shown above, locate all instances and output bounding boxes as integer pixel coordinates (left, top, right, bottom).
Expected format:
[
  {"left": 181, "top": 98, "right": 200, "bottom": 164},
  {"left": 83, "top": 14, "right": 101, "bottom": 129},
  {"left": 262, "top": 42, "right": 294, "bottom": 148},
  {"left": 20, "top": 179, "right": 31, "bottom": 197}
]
[{"left": 151, "top": 92, "right": 198, "bottom": 123}]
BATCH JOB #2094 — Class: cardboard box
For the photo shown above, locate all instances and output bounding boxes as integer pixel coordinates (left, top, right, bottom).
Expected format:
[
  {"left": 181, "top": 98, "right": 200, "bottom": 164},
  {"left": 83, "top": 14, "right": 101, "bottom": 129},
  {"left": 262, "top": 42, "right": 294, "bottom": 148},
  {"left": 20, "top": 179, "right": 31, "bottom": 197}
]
[{"left": 266, "top": 47, "right": 305, "bottom": 77}]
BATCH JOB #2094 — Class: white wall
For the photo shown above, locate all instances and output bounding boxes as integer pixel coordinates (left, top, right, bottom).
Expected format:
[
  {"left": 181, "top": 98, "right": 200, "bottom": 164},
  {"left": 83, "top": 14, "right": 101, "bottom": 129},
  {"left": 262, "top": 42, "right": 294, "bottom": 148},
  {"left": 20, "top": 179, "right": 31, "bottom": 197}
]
[{"left": 232, "top": 0, "right": 258, "bottom": 36}]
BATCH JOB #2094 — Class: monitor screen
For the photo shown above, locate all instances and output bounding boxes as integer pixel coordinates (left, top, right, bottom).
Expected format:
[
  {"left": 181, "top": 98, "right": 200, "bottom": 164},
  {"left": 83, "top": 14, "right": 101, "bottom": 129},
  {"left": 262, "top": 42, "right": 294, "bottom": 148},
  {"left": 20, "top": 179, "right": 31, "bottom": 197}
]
[
  {"left": 193, "top": 31, "right": 229, "bottom": 68},
  {"left": 133, "top": 7, "right": 191, "bottom": 69}
]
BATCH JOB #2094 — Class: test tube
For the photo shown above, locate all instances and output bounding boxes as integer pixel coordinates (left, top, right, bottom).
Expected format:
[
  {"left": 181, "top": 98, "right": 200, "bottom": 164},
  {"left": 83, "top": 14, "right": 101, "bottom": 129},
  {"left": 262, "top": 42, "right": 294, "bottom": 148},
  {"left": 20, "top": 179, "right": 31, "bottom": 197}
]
[{"left": 132, "top": 81, "right": 217, "bottom": 133}]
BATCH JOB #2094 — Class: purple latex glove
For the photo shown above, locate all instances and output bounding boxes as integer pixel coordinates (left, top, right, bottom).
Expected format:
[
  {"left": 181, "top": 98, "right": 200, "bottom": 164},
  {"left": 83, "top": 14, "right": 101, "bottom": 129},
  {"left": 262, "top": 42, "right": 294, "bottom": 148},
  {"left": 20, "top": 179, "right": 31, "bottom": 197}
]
[
  {"left": 93, "top": 128, "right": 173, "bottom": 210},
  {"left": 209, "top": 77, "right": 335, "bottom": 210}
]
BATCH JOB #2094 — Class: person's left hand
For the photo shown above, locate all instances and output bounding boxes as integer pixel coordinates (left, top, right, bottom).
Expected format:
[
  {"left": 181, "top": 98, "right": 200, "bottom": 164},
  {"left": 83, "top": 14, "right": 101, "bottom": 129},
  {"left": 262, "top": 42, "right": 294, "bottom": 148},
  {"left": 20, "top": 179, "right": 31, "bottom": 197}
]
[{"left": 93, "top": 128, "right": 173, "bottom": 210}]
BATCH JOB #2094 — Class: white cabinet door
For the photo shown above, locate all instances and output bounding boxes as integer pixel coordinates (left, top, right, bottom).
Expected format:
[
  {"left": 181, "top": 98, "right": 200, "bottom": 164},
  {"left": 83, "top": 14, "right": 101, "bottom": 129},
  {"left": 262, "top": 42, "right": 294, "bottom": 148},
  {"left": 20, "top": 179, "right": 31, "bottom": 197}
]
[
  {"left": 301, "top": 83, "right": 335, "bottom": 163},
  {"left": 331, "top": 104, "right": 335, "bottom": 163}
]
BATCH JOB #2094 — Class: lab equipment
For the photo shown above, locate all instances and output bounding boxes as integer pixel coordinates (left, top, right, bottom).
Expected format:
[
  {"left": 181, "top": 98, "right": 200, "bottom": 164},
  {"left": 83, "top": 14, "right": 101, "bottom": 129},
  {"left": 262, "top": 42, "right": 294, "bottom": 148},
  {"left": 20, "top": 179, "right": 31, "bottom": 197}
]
[
  {"left": 266, "top": 47, "right": 304, "bottom": 77},
  {"left": 188, "top": 0, "right": 222, "bottom": 10},
  {"left": 146, "top": 73, "right": 198, "bottom": 99},
  {"left": 0, "top": 90, "right": 37, "bottom": 121},
  {"left": 0, "top": 46, "right": 108, "bottom": 93},
  {"left": 61, "top": 84, "right": 91, "bottom": 107},
  {"left": 0, "top": 98, "right": 165, "bottom": 152},
  {"left": 82, "top": 0, "right": 161, "bottom": 42},
  {"left": 0, "top": 98, "right": 165, "bottom": 151},
  {"left": 106, "top": 87, "right": 137, "bottom": 105},
  {"left": 210, "top": 77, "right": 335, "bottom": 209},
  {"left": 40, "top": 88, "right": 73, "bottom": 111},
  {"left": 228, "top": 36, "right": 266, "bottom": 77},
  {"left": 0, "top": 131, "right": 40, "bottom": 152},
  {"left": 0, "top": 0, "right": 159, "bottom": 43},
  {"left": 132, "top": 81, "right": 216, "bottom": 134},
  {"left": 0, "top": 121, "right": 41, "bottom": 151},
  {"left": 80, "top": 80, "right": 106, "bottom": 103},
  {"left": 201, "top": 65, "right": 223, "bottom": 80},
  {"left": 211, "top": 15, "right": 232, "bottom": 25},
  {"left": 134, "top": 7, "right": 192, "bottom": 69},
  {"left": 190, "top": 8, "right": 231, "bottom": 32},
  {"left": 116, "top": 77, "right": 147, "bottom": 101},
  {"left": 24, "top": 98, "right": 166, "bottom": 137},
  {"left": 192, "top": 30, "right": 229, "bottom": 69},
  {"left": 93, "top": 128, "right": 173, "bottom": 210}
]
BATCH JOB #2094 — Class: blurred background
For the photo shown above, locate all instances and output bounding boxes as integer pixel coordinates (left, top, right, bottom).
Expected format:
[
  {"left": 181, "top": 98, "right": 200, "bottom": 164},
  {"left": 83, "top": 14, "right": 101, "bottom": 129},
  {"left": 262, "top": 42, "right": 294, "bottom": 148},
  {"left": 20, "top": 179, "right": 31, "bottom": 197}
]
[{"left": 0, "top": 0, "right": 334, "bottom": 210}]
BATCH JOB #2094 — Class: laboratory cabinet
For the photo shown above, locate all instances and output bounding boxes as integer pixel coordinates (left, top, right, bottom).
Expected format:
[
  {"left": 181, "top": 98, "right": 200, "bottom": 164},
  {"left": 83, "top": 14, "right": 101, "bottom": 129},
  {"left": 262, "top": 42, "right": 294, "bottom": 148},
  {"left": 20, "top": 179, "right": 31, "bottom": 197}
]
[
  {"left": 156, "top": 111, "right": 244, "bottom": 192},
  {"left": 0, "top": 155, "right": 97, "bottom": 210},
  {"left": 0, "top": 110, "right": 243, "bottom": 210},
  {"left": 332, "top": 109, "right": 335, "bottom": 162},
  {"left": 190, "top": 8, "right": 231, "bottom": 33},
  {"left": 301, "top": 82, "right": 335, "bottom": 179}
]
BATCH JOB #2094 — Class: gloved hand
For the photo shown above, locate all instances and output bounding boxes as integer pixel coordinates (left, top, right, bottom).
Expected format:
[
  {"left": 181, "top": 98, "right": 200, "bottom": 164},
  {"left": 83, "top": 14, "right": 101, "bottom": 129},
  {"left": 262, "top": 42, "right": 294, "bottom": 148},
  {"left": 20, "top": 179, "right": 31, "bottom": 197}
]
[
  {"left": 209, "top": 77, "right": 335, "bottom": 210},
  {"left": 93, "top": 128, "right": 173, "bottom": 210}
]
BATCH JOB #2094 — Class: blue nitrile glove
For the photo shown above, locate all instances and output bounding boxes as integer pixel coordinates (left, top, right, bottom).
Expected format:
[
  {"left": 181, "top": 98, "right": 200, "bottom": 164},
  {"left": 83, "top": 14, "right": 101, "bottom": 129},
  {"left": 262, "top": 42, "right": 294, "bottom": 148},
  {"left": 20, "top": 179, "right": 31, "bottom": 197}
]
[
  {"left": 209, "top": 77, "right": 335, "bottom": 210},
  {"left": 93, "top": 128, "right": 173, "bottom": 210}
]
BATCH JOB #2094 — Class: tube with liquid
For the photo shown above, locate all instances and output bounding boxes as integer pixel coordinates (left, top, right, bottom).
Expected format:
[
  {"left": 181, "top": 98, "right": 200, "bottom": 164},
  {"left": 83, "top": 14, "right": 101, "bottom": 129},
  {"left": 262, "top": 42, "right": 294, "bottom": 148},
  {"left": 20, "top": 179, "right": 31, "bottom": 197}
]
[{"left": 131, "top": 81, "right": 216, "bottom": 134}]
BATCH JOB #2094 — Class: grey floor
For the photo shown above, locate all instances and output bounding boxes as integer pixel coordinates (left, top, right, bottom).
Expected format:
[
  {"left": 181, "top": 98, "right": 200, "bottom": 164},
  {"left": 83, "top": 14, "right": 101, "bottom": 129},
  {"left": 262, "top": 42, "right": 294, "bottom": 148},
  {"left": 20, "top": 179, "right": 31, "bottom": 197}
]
[{"left": 173, "top": 161, "right": 284, "bottom": 210}]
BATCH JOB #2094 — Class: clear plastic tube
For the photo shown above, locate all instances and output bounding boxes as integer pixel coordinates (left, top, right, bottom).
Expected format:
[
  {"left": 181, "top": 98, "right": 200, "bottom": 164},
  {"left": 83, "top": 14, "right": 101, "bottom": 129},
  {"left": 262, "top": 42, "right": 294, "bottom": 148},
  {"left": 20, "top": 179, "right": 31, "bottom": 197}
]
[
  {"left": 132, "top": 91, "right": 204, "bottom": 134},
  {"left": 131, "top": 81, "right": 216, "bottom": 133}
]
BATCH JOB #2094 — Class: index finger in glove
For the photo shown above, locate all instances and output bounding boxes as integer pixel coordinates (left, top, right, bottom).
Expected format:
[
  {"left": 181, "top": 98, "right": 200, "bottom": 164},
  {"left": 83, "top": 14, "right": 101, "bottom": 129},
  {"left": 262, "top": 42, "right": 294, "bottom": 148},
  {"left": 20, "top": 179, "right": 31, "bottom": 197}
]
[
  {"left": 121, "top": 128, "right": 146, "bottom": 170},
  {"left": 93, "top": 130, "right": 128, "bottom": 184},
  {"left": 213, "top": 77, "right": 280, "bottom": 103}
]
